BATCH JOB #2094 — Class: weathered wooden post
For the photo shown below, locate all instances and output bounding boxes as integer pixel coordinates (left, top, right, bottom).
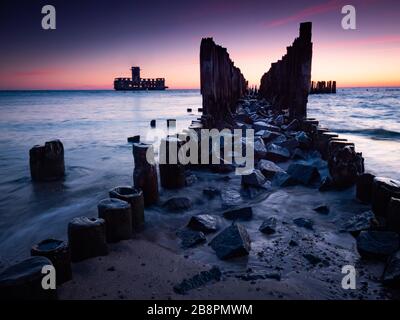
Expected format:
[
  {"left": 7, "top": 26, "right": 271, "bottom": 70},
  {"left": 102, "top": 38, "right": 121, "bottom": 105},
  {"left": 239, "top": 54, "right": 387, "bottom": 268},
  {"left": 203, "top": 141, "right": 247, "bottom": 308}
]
[
  {"left": 132, "top": 142, "right": 159, "bottom": 205},
  {"left": 29, "top": 140, "right": 65, "bottom": 181},
  {"left": 159, "top": 136, "right": 186, "bottom": 189}
]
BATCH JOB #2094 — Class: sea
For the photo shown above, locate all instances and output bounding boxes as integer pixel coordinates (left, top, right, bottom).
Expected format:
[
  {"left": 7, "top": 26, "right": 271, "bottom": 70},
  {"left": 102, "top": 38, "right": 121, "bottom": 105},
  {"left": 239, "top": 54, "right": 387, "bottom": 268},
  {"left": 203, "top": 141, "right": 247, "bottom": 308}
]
[{"left": 0, "top": 88, "right": 399, "bottom": 265}]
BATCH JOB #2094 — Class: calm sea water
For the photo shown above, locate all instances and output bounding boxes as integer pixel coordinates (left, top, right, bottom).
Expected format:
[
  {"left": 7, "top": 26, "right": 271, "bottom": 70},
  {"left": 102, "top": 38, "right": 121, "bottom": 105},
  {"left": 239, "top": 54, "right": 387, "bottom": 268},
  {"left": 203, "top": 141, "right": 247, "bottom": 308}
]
[{"left": 0, "top": 88, "right": 399, "bottom": 264}]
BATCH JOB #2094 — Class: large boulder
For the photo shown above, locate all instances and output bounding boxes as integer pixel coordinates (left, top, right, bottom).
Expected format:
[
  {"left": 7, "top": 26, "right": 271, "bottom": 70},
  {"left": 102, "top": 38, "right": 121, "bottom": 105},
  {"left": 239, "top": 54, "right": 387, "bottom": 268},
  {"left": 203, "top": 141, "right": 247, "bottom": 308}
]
[
  {"left": 383, "top": 250, "right": 400, "bottom": 288},
  {"left": 372, "top": 177, "right": 400, "bottom": 217},
  {"left": 340, "top": 210, "right": 374, "bottom": 236},
  {"left": 210, "top": 224, "right": 251, "bottom": 260},
  {"left": 29, "top": 140, "right": 65, "bottom": 182},
  {"left": 356, "top": 230, "right": 399, "bottom": 260},
  {"left": 265, "top": 144, "right": 290, "bottom": 162},
  {"left": 287, "top": 163, "right": 320, "bottom": 185},
  {"left": 356, "top": 173, "right": 375, "bottom": 203},
  {"left": 257, "top": 160, "right": 284, "bottom": 179},
  {"left": 241, "top": 169, "right": 267, "bottom": 187},
  {"left": 187, "top": 214, "right": 219, "bottom": 233}
]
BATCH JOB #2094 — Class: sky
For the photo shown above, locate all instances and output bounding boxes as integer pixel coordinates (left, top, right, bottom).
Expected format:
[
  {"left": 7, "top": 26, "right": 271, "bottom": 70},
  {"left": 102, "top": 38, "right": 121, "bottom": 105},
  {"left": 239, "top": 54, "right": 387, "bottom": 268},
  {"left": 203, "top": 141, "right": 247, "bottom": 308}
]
[{"left": 0, "top": 0, "right": 399, "bottom": 89}]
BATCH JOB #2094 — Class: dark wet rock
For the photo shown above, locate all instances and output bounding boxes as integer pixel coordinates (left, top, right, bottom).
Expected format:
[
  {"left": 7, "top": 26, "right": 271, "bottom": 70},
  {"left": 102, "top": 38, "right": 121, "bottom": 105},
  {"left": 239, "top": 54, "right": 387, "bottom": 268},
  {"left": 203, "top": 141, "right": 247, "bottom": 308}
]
[
  {"left": 313, "top": 205, "right": 329, "bottom": 215},
  {"left": 176, "top": 229, "right": 206, "bottom": 249},
  {"left": 203, "top": 187, "right": 221, "bottom": 199},
  {"left": 68, "top": 217, "right": 108, "bottom": 262},
  {"left": 257, "top": 159, "right": 284, "bottom": 179},
  {"left": 319, "top": 176, "right": 333, "bottom": 192},
  {"left": 210, "top": 224, "right": 251, "bottom": 260},
  {"left": 292, "top": 148, "right": 308, "bottom": 160},
  {"left": 274, "top": 115, "right": 285, "bottom": 126},
  {"left": 356, "top": 230, "right": 399, "bottom": 260},
  {"left": 163, "top": 197, "right": 192, "bottom": 212},
  {"left": 303, "top": 253, "right": 322, "bottom": 266},
  {"left": 29, "top": 140, "right": 65, "bottom": 182},
  {"left": 221, "top": 189, "right": 242, "bottom": 207},
  {"left": 98, "top": 198, "right": 132, "bottom": 243},
  {"left": 253, "top": 137, "right": 267, "bottom": 159},
  {"left": 284, "top": 119, "right": 300, "bottom": 131},
  {"left": 241, "top": 169, "right": 267, "bottom": 187},
  {"left": 265, "top": 144, "right": 290, "bottom": 162},
  {"left": 277, "top": 138, "right": 300, "bottom": 151},
  {"left": 109, "top": 186, "right": 145, "bottom": 231},
  {"left": 387, "top": 198, "right": 400, "bottom": 233},
  {"left": 256, "top": 130, "right": 282, "bottom": 143},
  {"left": 127, "top": 135, "right": 140, "bottom": 143},
  {"left": 356, "top": 173, "right": 375, "bottom": 203},
  {"left": 287, "top": 163, "right": 320, "bottom": 185},
  {"left": 295, "top": 131, "right": 312, "bottom": 149},
  {"left": 173, "top": 266, "right": 221, "bottom": 294},
  {"left": 253, "top": 121, "right": 280, "bottom": 132},
  {"left": 328, "top": 145, "right": 364, "bottom": 188},
  {"left": 272, "top": 171, "right": 297, "bottom": 187},
  {"left": 383, "top": 250, "right": 400, "bottom": 287},
  {"left": 223, "top": 207, "right": 253, "bottom": 221},
  {"left": 0, "top": 257, "right": 57, "bottom": 300},
  {"left": 271, "top": 134, "right": 287, "bottom": 145},
  {"left": 259, "top": 217, "right": 277, "bottom": 235},
  {"left": 341, "top": 211, "right": 374, "bottom": 236},
  {"left": 293, "top": 217, "right": 314, "bottom": 230},
  {"left": 31, "top": 239, "right": 71, "bottom": 285},
  {"left": 372, "top": 177, "right": 400, "bottom": 217},
  {"left": 187, "top": 214, "right": 219, "bottom": 233}
]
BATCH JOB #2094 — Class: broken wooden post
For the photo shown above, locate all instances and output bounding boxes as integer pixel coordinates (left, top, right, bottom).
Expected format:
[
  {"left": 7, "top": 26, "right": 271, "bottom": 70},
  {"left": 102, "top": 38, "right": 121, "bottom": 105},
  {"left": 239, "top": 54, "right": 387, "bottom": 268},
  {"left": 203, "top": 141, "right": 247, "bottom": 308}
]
[{"left": 159, "top": 136, "right": 186, "bottom": 189}]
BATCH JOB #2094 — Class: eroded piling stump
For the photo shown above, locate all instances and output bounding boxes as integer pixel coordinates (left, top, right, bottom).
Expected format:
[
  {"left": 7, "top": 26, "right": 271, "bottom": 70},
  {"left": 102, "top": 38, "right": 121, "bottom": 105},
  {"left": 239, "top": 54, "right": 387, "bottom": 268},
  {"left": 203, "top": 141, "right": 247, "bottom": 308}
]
[{"left": 68, "top": 217, "right": 108, "bottom": 262}]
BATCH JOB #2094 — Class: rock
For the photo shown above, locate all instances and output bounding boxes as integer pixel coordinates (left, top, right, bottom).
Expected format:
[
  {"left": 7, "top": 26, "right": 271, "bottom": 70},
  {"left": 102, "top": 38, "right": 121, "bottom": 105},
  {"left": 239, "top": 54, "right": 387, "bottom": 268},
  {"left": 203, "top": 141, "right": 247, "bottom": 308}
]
[
  {"left": 292, "top": 148, "right": 307, "bottom": 160},
  {"left": 341, "top": 211, "right": 374, "bottom": 236},
  {"left": 356, "top": 173, "right": 375, "bottom": 203},
  {"left": 272, "top": 171, "right": 297, "bottom": 187},
  {"left": 98, "top": 198, "right": 132, "bottom": 242},
  {"left": 109, "top": 186, "right": 145, "bottom": 231},
  {"left": 274, "top": 115, "right": 285, "bottom": 126},
  {"left": 284, "top": 119, "right": 300, "bottom": 131},
  {"left": 241, "top": 169, "right": 267, "bottom": 187},
  {"left": 265, "top": 144, "right": 290, "bottom": 162},
  {"left": 176, "top": 229, "right": 206, "bottom": 248},
  {"left": 287, "top": 163, "right": 320, "bottom": 185},
  {"left": 387, "top": 198, "right": 400, "bottom": 233},
  {"left": 383, "top": 250, "right": 400, "bottom": 287},
  {"left": 173, "top": 266, "right": 221, "bottom": 294},
  {"left": 313, "top": 205, "right": 329, "bottom": 214},
  {"left": 257, "top": 159, "right": 284, "bottom": 179},
  {"left": 210, "top": 224, "right": 251, "bottom": 260},
  {"left": 259, "top": 217, "right": 277, "bottom": 235},
  {"left": 203, "top": 187, "right": 221, "bottom": 199},
  {"left": 256, "top": 130, "right": 282, "bottom": 142},
  {"left": 293, "top": 217, "right": 314, "bottom": 230},
  {"left": 133, "top": 143, "right": 159, "bottom": 206},
  {"left": 0, "top": 257, "right": 57, "bottom": 300},
  {"left": 127, "top": 135, "right": 140, "bottom": 143},
  {"left": 221, "top": 189, "right": 242, "bottom": 207},
  {"left": 271, "top": 134, "right": 287, "bottom": 145},
  {"left": 372, "top": 177, "right": 400, "bottom": 217},
  {"left": 163, "top": 197, "right": 192, "bottom": 212},
  {"left": 253, "top": 137, "right": 267, "bottom": 159},
  {"left": 223, "top": 207, "right": 253, "bottom": 221},
  {"left": 303, "top": 254, "right": 322, "bottom": 266},
  {"left": 295, "top": 131, "right": 312, "bottom": 149},
  {"left": 31, "top": 239, "right": 71, "bottom": 285},
  {"left": 277, "top": 138, "right": 300, "bottom": 151},
  {"left": 328, "top": 145, "right": 364, "bottom": 188},
  {"left": 29, "top": 140, "right": 65, "bottom": 182},
  {"left": 253, "top": 121, "right": 280, "bottom": 132},
  {"left": 319, "top": 176, "right": 333, "bottom": 192},
  {"left": 68, "top": 217, "right": 108, "bottom": 262},
  {"left": 187, "top": 214, "right": 219, "bottom": 233},
  {"left": 356, "top": 230, "right": 399, "bottom": 260}
]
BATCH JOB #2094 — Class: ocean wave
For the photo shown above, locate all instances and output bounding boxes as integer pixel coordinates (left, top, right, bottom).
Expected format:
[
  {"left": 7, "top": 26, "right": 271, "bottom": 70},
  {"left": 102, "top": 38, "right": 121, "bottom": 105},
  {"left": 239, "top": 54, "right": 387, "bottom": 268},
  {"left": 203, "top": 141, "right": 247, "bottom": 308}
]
[{"left": 334, "top": 128, "right": 400, "bottom": 140}]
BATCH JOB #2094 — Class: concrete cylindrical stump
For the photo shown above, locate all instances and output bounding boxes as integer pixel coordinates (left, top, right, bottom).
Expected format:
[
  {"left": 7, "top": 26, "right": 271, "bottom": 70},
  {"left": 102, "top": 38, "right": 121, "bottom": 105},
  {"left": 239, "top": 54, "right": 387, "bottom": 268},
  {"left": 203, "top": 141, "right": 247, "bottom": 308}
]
[
  {"left": 372, "top": 177, "right": 400, "bottom": 217},
  {"left": 98, "top": 198, "right": 132, "bottom": 242},
  {"left": 29, "top": 140, "right": 65, "bottom": 181},
  {"left": 68, "top": 217, "right": 108, "bottom": 262},
  {"left": 31, "top": 239, "right": 72, "bottom": 285},
  {"left": 0, "top": 256, "right": 57, "bottom": 300},
  {"left": 133, "top": 143, "right": 159, "bottom": 206},
  {"left": 356, "top": 173, "right": 375, "bottom": 203},
  {"left": 109, "top": 186, "right": 145, "bottom": 231}
]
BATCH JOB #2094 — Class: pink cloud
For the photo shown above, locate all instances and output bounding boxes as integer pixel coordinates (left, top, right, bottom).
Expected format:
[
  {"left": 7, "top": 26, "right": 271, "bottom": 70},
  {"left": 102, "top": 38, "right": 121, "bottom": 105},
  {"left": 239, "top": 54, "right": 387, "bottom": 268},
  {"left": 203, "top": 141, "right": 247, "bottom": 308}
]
[{"left": 264, "top": 0, "right": 343, "bottom": 27}]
